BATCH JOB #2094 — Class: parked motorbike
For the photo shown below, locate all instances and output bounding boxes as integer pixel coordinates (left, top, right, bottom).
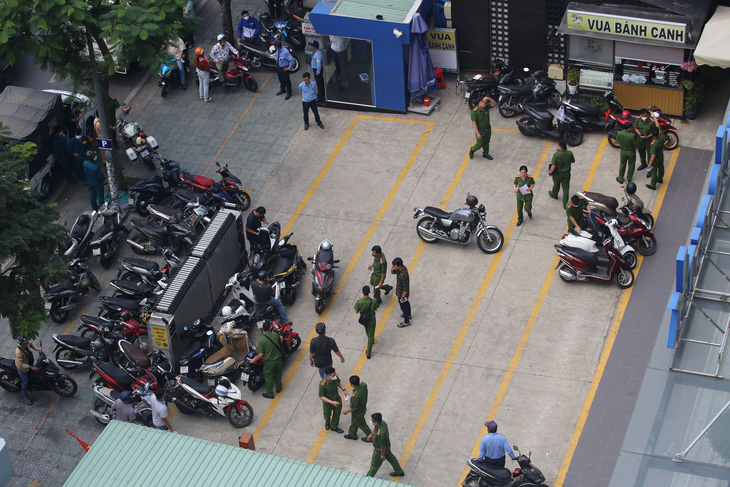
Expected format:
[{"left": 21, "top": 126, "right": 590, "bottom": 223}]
[
  {"left": 110, "top": 278, "right": 160, "bottom": 302},
  {"left": 497, "top": 71, "right": 562, "bottom": 118},
  {"left": 555, "top": 236, "right": 635, "bottom": 288},
  {"left": 560, "top": 217, "right": 637, "bottom": 269},
  {"left": 463, "top": 445, "right": 546, "bottom": 487},
  {"left": 159, "top": 57, "right": 185, "bottom": 97},
  {"left": 127, "top": 217, "right": 196, "bottom": 256},
  {"left": 259, "top": 13, "right": 306, "bottom": 51},
  {"left": 0, "top": 349, "right": 78, "bottom": 398},
  {"left": 578, "top": 188, "right": 654, "bottom": 229},
  {"left": 128, "top": 158, "right": 181, "bottom": 216},
  {"left": 249, "top": 222, "right": 282, "bottom": 271},
  {"left": 307, "top": 239, "right": 339, "bottom": 314},
  {"left": 237, "top": 34, "right": 299, "bottom": 72},
  {"left": 98, "top": 295, "right": 153, "bottom": 321},
  {"left": 223, "top": 270, "right": 283, "bottom": 328},
  {"left": 63, "top": 210, "right": 97, "bottom": 259},
  {"left": 91, "top": 358, "right": 158, "bottom": 392},
  {"left": 79, "top": 312, "right": 150, "bottom": 352},
  {"left": 170, "top": 375, "right": 254, "bottom": 428},
  {"left": 179, "top": 161, "right": 251, "bottom": 211},
  {"left": 560, "top": 91, "right": 623, "bottom": 134},
  {"left": 269, "top": 233, "right": 306, "bottom": 305},
  {"left": 606, "top": 99, "right": 679, "bottom": 150},
  {"left": 44, "top": 258, "right": 101, "bottom": 324},
  {"left": 178, "top": 320, "right": 223, "bottom": 380},
  {"left": 465, "top": 60, "right": 527, "bottom": 109},
  {"left": 413, "top": 194, "right": 504, "bottom": 254},
  {"left": 206, "top": 57, "right": 258, "bottom": 92},
  {"left": 198, "top": 322, "right": 252, "bottom": 387},
  {"left": 239, "top": 320, "right": 301, "bottom": 392},
  {"left": 89, "top": 384, "right": 153, "bottom": 426},
  {"left": 590, "top": 205, "right": 656, "bottom": 256},
  {"left": 117, "top": 107, "right": 162, "bottom": 169},
  {"left": 88, "top": 201, "right": 129, "bottom": 268},
  {"left": 52, "top": 329, "right": 126, "bottom": 369},
  {"left": 516, "top": 101, "right": 583, "bottom": 146},
  {"left": 117, "top": 248, "right": 182, "bottom": 288}
]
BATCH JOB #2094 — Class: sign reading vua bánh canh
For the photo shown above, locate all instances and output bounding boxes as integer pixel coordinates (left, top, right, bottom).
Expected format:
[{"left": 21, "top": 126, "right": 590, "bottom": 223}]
[{"left": 567, "top": 9, "right": 687, "bottom": 44}]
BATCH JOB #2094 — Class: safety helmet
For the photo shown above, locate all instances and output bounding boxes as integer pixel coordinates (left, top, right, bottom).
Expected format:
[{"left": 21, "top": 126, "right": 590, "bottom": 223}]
[
  {"left": 85, "top": 149, "right": 97, "bottom": 161},
  {"left": 621, "top": 110, "right": 631, "bottom": 119},
  {"left": 17, "top": 336, "right": 28, "bottom": 345},
  {"left": 217, "top": 34, "right": 226, "bottom": 41},
  {"left": 466, "top": 193, "right": 478, "bottom": 207},
  {"left": 120, "top": 390, "right": 133, "bottom": 403},
  {"left": 79, "top": 278, "right": 90, "bottom": 290},
  {"left": 221, "top": 305, "right": 233, "bottom": 317},
  {"left": 246, "top": 351, "right": 257, "bottom": 360},
  {"left": 625, "top": 181, "right": 637, "bottom": 195},
  {"left": 320, "top": 240, "right": 331, "bottom": 250},
  {"left": 215, "top": 384, "right": 229, "bottom": 396},
  {"left": 315, "top": 322, "right": 326, "bottom": 334},
  {"left": 139, "top": 132, "right": 147, "bottom": 139},
  {"left": 195, "top": 47, "right": 204, "bottom": 56},
  {"left": 260, "top": 11, "right": 271, "bottom": 22},
  {"left": 257, "top": 270, "right": 268, "bottom": 280},
  {"left": 69, "top": 274, "right": 80, "bottom": 284}
]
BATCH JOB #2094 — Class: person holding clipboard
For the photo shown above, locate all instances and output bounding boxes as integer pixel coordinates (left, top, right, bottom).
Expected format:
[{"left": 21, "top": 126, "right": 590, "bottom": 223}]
[{"left": 513, "top": 165, "right": 535, "bottom": 226}]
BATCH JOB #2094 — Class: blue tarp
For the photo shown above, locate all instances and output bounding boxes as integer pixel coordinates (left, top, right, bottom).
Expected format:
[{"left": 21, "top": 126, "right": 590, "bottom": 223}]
[{"left": 407, "top": 13, "right": 437, "bottom": 102}]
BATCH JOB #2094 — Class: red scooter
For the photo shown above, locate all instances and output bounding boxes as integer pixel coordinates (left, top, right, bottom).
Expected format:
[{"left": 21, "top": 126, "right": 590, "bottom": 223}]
[
  {"left": 205, "top": 57, "right": 258, "bottom": 92},
  {"left": 79, "top": 311, "right": 150, "bottom": 352},
  {"left": 178, "top": 161, "right": 251, "bottom": 211},
  {"left": 555, "top": 237, "right": 635, "bottom": 288},
  {"left": 606, "top": 100, "right": 678, "bottom": 150},
  {"left": 590, "top": 206, "right": 657, "bottom": 256},
  {"left": 239, "top": 320, "right": 301, "bottom": 392}
]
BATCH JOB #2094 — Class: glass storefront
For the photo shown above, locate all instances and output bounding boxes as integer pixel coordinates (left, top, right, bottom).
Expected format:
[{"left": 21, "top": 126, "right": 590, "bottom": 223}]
[{"left": 323, "top": 36, "right": 374, "bottom": 107}]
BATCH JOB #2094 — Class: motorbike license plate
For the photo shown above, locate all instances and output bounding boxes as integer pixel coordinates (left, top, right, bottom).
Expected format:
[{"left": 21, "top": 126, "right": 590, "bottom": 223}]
[
  {"left": 465, "top": 91, "right": 471, "bottom": 99},
  {"left": 92, "top": 248, "right": 101, "bottom": 256},
  {"left": 44, "top": 301, "right": 52, "bottom": 311},
  {"left": 180, "top": 366, "right": 188, "bottom": 374},
  {"left": 140, "top": 149, "right": 150, "bottom": 158},
  {"left": 241, "top": 373, "right": 249, "bottom": 383},
  {"left": 208, "top": 378, "right": 216, "bottom": 386}
]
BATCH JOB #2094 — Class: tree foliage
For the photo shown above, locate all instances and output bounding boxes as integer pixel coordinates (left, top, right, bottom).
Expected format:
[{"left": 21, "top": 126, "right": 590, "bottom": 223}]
[{"left": 0, "top": 124, "right": 69, "bottom": 339}]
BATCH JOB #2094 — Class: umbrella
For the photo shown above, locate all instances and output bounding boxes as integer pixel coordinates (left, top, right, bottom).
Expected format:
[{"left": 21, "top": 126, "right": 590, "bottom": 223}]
[{"left": 407, "top": 13, "right": 437, "bottom": 102}]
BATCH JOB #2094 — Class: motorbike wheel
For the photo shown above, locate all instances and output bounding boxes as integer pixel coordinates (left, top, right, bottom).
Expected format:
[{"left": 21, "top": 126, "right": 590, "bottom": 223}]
[
  {"left": 289, "top": 335, "right": 302, "bottom": 353},
  {"left": 247, "top": 376, "right": 264, "bottom": 392},
  {"left": 161, "top": 84, "right": 168, "bottom": 97},
  {"left": 130, "top": 235, "right": 150, "bottom": 255},
  {"left": 477, "top": 227, "right": 504, "bottom": 254},
  {"left": 558, "top": 263, "right": 577, "bottom": 283},
  {"left": 174, "top": 397, "right": 199, "bottom": 415},
  {"left": 607, "top": 130, "right": 620, "bottom": 148},
  {"left": 289, "top": 56, "right": 300, "bottom": 73},
  {"left": 416, "top": 217, "right": 439, "bottom": 243},
  {"left": 0, "top": 371, "right": 20, "bottom": 392},
  {"left": 235, "top": 190, "right": 251, "bottom": 211},
  {"left": 88, "top": 272, "right": 101, "bottom": 291},
  {"left": 623, "top": 251, "right": 638, "bottom": 270},
  {"left": 616, "top": 268, "right": 635, "bottom": 289},
  {"left": 281, "top": 287, "right": 296, "bottom": 305},
  {"left": 664, "top": 130, "right": 679, "bottom": 150},
  {"left": 100, "top": 254, "right": 113, "bottom": 269},
  {"left": 498, "top": 98, "right": 519, "bottom": 118},
  {"left": 565, "top": 128, "right": 584, "bottom": 147},
  {"left": 134, "top": 335, "right": 151, "bottom": 354},
  {"left": 517, "top": 117, "right": 534, "bottom": 136},
  {"left": 467, "top": 90, "right": 482, "bottom": 110},
  {"left": 49, "top": 301, "right": 70, "bottom": 324},
  {"left": 550, "top": 90, "right": 562, "bottom": 108},
  {"left": 53, "top": 377, "right": 78, "bottom": 397},
  {"left": 314, "top": 299, "right": 326, "bottom": 315},
  {"left": 55, "top": 348, "right": 81, "bottom": 370},
  {"left": 244, "top": 77, "right": 258, "bottom": 92},
  {"left": 637, "top": 234, "right": 657, "bottom": 256},
  {"left": 226, "top": 403, "right": 254, "bottom": 428}
]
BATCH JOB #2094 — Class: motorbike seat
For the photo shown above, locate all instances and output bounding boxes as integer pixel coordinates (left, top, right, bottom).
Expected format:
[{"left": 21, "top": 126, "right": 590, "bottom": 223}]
[
  {"left": 120, "top": 341, "right": 151, "bottom": 368},
  {"left": 173, "top": 188, "right": 202, "bottom": 203},
  {"left": 57, "top": 335, "right": 91, "bottom": 348},
  {"left": 523, "top": 103, "right": 553, "bottom": 124},
  {"left": 180, "top": 340, "right": 203, "bottom": 361},
  {"left": 98, "top": 362, "right": 134, "bottom": 389},
  {"left": 423, "top": 206, "right": 452, "bottom": 220},
  {"left": 559, "top": 245, "right": 599, "bottom": 266},
  {"left": 316, "top": 248, "right": 334, "bottom": 267},
  {"left": 499, "top": 84, "right": 532, "bottom": 96},
  {"left": 567, "top": 100, "right": 601, "bottom": 116},
  {"left": 130, "top": 175, "right": 163, "bottom": 191},
  {"left": 46, "top": 281, "right": 76, "bottom": 295},
  {"left": 180, "top": 376, "right": 213, "bottom": 395},
  {"left": 132, "top": 219, "right": 166, "bottom": 234},
  {"left": 121, "top": 258, "right": 160, "bottom": 272},
  {"left": 148, "top": 205, "right": 179, "bottom": 218},
  {"left": 469, "top": 459, "right": 512, "bottom": 482},
  {"left": 112, "top": 279, "right": 151, "bottom": 294},
  {"left": 272, "top": 255, "right": 295, "bottom": 276},
  {"left": 584, "top": 192, "right": 619, "bottom": 212},
  {"left": 617, "top": 213, "right": 632, "bottom": 226},
  {"left": 72, "top": 222, "right": 90, "bottom": 240},
  {"left": 101, "top": 296, "right": 142, "bottom": 313},
  {"left": 0, "top": 358, "right": 17, "bottom": 372},
  {"left": 185, "top": 174, "right": 215, "bottom": 188},
  {"left": 81, "top": 315, "right": 113, "bottom": 327}
]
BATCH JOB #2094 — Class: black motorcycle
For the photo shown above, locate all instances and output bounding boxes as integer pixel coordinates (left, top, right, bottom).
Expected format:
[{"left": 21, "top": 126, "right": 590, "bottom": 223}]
[
  {"left": 98, "top": 295, "right": 152, "bottom": 321},
  {"left": 127, "top": 217, "right": 196, "bottom": 256},
  {"left": 89, "top": 201, "right": 129, "bottom": 268},
  {"left": 466, "top": 59, "right": 527, "bottom": 109},
  {"left": 463, "top": 445, "right": 546, "bottom": 487},
  {"left": 308, "top": 239, "right": 338, "bottom": 314},
  {"left": 44, "top": 258, "right": 101, "bottom": 324},
  {"left": 515, "top": 101, "right": 583, "bottom": 146},
  {"left": 249, "top": 221, "right": 282, "bottom": 271},
  {"left": 237, "top": 16, "right": 299, "bottom": 72},
  {"left": 63, "top": 210, "right": 97, "bottom": 259},
  {"left": 413, "top": 193, "right": 504, "bottom": 254},
  {"left": 0, "top": 351, "right": 78, "bottom": 397},
  {"left": 129, "top": 158, "right": 181, "bottom": 216},
  {"left": 497, "top": 71, "right": 562, "bottom": 118},
  {"left": 259, "top": 13, "right": 306, "bottom": 50},
  {"left": 239, "top": 350, "right": 265, "bottom": 392},
  {"left": 117, "top": 248, "right": 182, "bottom": 287},
  {"left": 559, "top": 91, "right": 623, "bottom": 134},
  {"left": 52, "top": 330, "right": 126, "bottom": 370},
  {"left": 178, "top": 320, "right": 223, "bottom": 381},
  {"left": 110, "top": 279, "right": 160, "bottom": 302}
]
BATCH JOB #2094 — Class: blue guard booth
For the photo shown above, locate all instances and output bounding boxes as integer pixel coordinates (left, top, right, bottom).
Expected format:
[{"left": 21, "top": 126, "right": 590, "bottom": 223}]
[{"left": 309, "top": 0, "right": 432, "bottom": 112}]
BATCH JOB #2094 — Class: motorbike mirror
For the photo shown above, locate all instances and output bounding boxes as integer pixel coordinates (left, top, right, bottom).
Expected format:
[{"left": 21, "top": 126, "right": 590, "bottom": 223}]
[
  {"left": 306, "top": 256, "right": 313, "bottom": 261},
  {"left": 215, "top": 161, "right": 220, "bottom": 167},
  {"left": 334, "top": 259, "right": 340, "bottom": 263}
]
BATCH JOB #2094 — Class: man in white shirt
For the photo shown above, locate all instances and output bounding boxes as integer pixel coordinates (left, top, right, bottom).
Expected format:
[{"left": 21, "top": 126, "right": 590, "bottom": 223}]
[
  {"left": 329, "top": 36, "right": 349, "bottom": 89},
  {"left": 143, "top": 389, "right": 175, "bottom": 432}
]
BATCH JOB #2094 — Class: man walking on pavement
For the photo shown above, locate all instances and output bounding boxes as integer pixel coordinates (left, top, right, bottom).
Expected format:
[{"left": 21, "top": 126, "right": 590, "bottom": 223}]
[
  {"left": 646, "top": 122, "right": 666, "bottom": 190},
  {"left": 251, "top": 271, "right": 290, "bottom": 324},
  {"left": 369, "top": 245, "right": 392, "bottom": 304},
  {"left": 343, "top": 375, "right": 372, "bottom": 441},
  {"left": 310, "top": 322, "right": 344, "bottom": 379},
  {"left": 547, "top": 140, "right": 575, "bottom": 208},
  {"left": 477, "top": 420, "right": 517, "bottom": 468},
  {"left": 274, "top": 40, "right": 295, "bottom": 99},
  {"left": 366, "top": 413, "right": 405, "bottom": 477},
  {"left": 309, "top": 40, "right": 325, "bottom": 102},
  {"left": 469, "top": 96, "right": 497, "bottom": 160},
  {"left": 616, "top": 122, "right": 639, "bottom": 183},
  {"left": 319, "top": 366, "right": 347, "bottom": 433},
  {"left": 391, "top": 258, "right": 411, "bottom": 328},
  {"left": 299, "top": 72, "right": 324, "bottom": 131},
  {"left": 251, "top": 320, "right": 284, "bottom": 399},
  {"left": 83, "top": 150, "right": 106, "bottom": 210},
  {"left": 634, "top": 108, "right": 653, "bottom": 170},
  {"left": 354, "top": 286, "right": 379, "bottom": 359}
]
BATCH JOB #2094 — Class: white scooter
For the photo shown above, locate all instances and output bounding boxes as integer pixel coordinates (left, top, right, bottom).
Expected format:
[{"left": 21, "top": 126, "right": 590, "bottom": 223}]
[
  {"left": 222, "top": 270, "right": 283, "bottom": 329},
  {"left": 169, "top": 375, "right": 253, "bottom": 428},
  {"left": 560, "top": 218, "right": 637, "bottom": 269}
]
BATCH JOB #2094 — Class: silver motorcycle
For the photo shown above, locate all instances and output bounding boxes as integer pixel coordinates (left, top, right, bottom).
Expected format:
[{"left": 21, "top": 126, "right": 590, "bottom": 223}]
[{"left": 413, "top": 193, "right": 504, "bottom": 254}]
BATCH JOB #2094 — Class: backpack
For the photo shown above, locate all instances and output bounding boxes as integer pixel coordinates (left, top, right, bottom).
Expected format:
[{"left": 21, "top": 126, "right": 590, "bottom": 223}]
[{"left": 358, "top": 298, "right": 373, "bottom": 326}]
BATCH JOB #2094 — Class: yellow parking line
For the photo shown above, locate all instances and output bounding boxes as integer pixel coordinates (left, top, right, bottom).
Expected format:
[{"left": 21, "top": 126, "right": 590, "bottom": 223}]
[
  {"left": 253, "top": 118, "right": 435, "bottom": 443},
  {"left": 554, "top": 148, "right": 681, "bottom": 486}
]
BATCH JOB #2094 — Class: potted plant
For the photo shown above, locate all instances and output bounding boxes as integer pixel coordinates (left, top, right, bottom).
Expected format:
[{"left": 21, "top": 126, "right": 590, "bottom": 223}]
[
  {"left": 566, "top": 67, "right": 580, "bottom": 95},
  {"left": 683, "top": 79, "right": 704, "bottom": 120}
]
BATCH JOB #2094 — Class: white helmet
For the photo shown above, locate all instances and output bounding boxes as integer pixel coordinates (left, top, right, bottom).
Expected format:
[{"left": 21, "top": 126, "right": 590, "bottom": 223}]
[
  {"left": 320, "top": 240, "right": 332, "bottom": 250},
  {"left": 221, "top": 306, "right": 232, "bottom": 317},
  {"left": 215, "top": 384, "right": 229, "bottom": 396},
  {"left": 217, "top": 34, "right": 226, "bottom": 41},
  {"left": 269, "top": 45, "right": 276, "bottom": 54}
]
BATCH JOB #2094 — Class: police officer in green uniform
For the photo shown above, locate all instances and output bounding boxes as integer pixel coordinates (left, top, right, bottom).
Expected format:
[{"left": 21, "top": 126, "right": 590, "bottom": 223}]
[
  {"left": 368, "top": 246, "right": 392, "bottom": 304},
  {"left": 646, "top": 123, "right": 666, "bottom": 190},
  {"left": 366, "top": 413, "right": 404, "bottom": 477},
  {"left": 566, "top": 194, "right": 589, "bottom": 234},
  {"left": 354, "top": 286, "right": 379, "bottom": 359},
  {"left": 250, "top": 320, "right": 283, "bottom": 399},
  {"left": 343, "top": 375, "right": 372, "bottom": 441},
  {"left": 616, "top": 122, "right": 639, "bottom": 183},
  {"left": 513, "top": 165, "right": 535, "bottom": 226},
  {"left": 469, "top": 96, "right": 497, "bottom": 160},
  {"left": 547, "top": 140, "right": 575, "bottom": 209},
  {"left": 633, "top": 108, "right": 653, "bottom": 170},
  {"left": 319, "top": 366, "right": 347, "bottom": 433}
]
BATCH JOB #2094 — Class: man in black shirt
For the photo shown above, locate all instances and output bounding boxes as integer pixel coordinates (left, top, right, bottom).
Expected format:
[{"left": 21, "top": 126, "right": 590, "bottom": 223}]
[
  {"left": 309, "top": 322, "right": 345, "bottom": 379},
  {"left": 246, "top": 206, "right": 268, "bottom": 246},
  {"left": 252, "top": 271, "right": 290, "bottom": 323}
]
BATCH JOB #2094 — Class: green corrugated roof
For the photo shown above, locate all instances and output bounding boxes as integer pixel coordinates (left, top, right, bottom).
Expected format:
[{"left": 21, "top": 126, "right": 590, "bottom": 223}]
[
  {"left": 64, "top": 421, "right": 416, "bottom": 487},
  {"left": 329, "top": 0, "right": 420, "bottom": 23}
]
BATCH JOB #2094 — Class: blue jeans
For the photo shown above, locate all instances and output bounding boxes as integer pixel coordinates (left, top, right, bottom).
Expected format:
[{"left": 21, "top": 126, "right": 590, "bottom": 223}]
[
  {"left": 317, "top": 367, "right": 327, "bottom": 379},
  {"left": 155, "top": 425, "right": 170, "bottom": 431},
  {"left": 254, "top": 297, "right": 289, "bottom": 323},
  {"left": 175, "top": 59, "right": 186, "bottom": 85},
  {"left": 17, "top": 369, "right": 30, "bottom": 399}
]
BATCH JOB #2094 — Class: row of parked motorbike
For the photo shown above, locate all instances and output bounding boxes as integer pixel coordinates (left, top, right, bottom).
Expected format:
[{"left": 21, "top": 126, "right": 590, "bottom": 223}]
[{"left": 464, "top": 60, "right": 680, "bottom": 150}]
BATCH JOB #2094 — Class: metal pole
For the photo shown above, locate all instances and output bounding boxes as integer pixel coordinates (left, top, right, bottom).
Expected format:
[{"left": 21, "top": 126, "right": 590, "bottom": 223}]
[
  {"left": 84, "top": 22, "right": 118, "bottom": 204},
  {"left": 672, "top": 398, "right": 730, "bottom": 462}
]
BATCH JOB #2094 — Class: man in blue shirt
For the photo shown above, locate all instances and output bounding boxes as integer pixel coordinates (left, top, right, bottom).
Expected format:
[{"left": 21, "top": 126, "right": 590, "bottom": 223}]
[
  {"left": 236, "top": 10, "right": 261, "bottom": 45},
  {"left": 308, "top": 40, "right": 325, "bottom": 102},
  {"left": 478, "top": 421, "right": 516, "bottom": 468},
  {"left": 274, "top": 40, "right": 295, "bottom": 99},
  {"left": 82, "top": 150, "right": 106, "bottom": 210},
  {"left": 299, "top": 73, "right": 324, "bottom": 131}
]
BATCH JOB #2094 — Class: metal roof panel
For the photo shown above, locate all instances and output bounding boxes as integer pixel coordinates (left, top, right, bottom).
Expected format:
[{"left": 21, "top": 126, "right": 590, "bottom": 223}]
[{"left": 329, "top": 0, "right": 420, "bottom": 23}]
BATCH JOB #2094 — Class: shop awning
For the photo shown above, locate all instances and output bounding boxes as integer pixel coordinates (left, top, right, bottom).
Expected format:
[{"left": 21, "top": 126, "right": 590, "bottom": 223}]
[{"left": 694, "top": 6, "right": 730, "bottom": 67}]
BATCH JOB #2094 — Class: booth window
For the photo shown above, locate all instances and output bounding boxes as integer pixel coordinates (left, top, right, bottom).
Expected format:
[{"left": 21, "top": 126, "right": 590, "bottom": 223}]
[{"left": 323, "top": 36, "right": 374, "bottom": 106}]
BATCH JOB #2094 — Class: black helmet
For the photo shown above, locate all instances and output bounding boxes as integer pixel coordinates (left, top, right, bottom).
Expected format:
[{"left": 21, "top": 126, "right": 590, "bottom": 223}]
[
  {"left": 69, "top": 274, "right": 80, "bottom": 284},
  {"left": 257, "top": 270, "right": 268, "bottom": 280},
  {"left": 315, "top": 322, "right": 326, "bottom": 334},
  {"left": 260, "top": 11, "right": 270, "bottom": 22},
  {"left": 85, "top": 149, "right": 97, "bottom": 161},
  {"left": 466, "top": 193, "right": 478, "bottom": 207},
  {"left": 17, "top": 336, "right": 28, "bottom": 345},
  {"left": 625, "top": 181, "right": 637, "bottom": 195}
]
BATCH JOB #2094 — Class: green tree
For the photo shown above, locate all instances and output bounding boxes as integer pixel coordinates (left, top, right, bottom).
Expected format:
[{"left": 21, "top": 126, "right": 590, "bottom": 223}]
[
  {"left": 217, "top": 0, "right": 235, "bottom": 42},
  {"left": 0, "top": 125, "right": 68, "bottom": 339}
]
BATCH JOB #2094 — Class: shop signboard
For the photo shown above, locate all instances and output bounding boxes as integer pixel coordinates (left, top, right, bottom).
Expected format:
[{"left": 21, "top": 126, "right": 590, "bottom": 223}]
[
  {"left": 150, "top": 322, "right": 170, "bottom": 350},
  {"left": 426, "top": 28, "right": 458, "bottom": 72},
  {"left": 567, "top": 9, "right": 687, "bottom": 45}
]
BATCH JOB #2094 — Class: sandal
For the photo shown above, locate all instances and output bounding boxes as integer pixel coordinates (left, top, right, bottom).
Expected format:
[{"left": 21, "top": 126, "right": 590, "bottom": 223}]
[
  {"left": 397, "top": 322, "right": 411, "bottom": 328},
  {"left": 24, "top": 398, "right": 32, "bottom": 405}
]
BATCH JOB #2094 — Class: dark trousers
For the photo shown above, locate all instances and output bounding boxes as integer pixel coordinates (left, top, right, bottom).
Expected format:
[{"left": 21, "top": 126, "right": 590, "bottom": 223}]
[
  {"left": 89, "top": 183, "right": 105, "bottom": 210},
  {"left": 314, "top": 71, "right": 325, "bottom": 102},
  {"left": 399, "top": 298, "right": 411, "bottom": 324},
  {"left": 482, "top": 456, "right": 506, "bottom": 468},
  {"left": 277, "top": 67, "right": 292, "bottom": 95},
  {"left": 332, "top": 50, "right": 347, "bottom": 85},
  {"left": 302, "top": 101, "right": 321, "bottom": 125}
]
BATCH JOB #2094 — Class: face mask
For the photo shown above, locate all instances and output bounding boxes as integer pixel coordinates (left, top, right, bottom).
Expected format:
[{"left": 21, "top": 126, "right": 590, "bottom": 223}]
[
  {"left": 641, "top": 117, "right": 647, "bottom": 121},
  {"left": 76, "top": 135, "right": 82, "bottom": 139},
  {"left": 332, "top": 375, "right": 338, "bottom": 381},
  {"left": 243, "top": 16, "right": 250, "bottom": 20}
]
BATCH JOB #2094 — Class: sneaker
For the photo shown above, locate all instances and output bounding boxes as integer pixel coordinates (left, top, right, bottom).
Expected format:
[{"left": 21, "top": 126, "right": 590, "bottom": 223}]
[
  {"left": 304, "top": 123, "right": 309, "bottom": 131},
  {"left": 200, "top": 96, "right": 204, "bottom": 100},
  {"left": 483, "top": 153, "right": 493, "bottom": 160},
  {"left": 468, "top": 149, "right": 474, "bottom": 159},
  {"left": 616, "top": 176, "right": 625, "bottom": 183},
  {"left": 205, "top": 97, "right": 212, "bottom": 102}
]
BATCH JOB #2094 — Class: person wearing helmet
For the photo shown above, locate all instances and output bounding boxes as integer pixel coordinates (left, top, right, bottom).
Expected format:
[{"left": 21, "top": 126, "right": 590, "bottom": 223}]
[
  {"left": 112, "top": 390, "right": 136, "bottom": 423},
  {"left": 237, "top": 10, "right": 261, "bottom": 45},
  {"left": 547, "top": 139, "right": 575, "bottom": 209},
  {"left": 274, "top": 40, "right": 295, "bottom": 99},
  {"left": 251, "top": 271, "right": 289, "bottom": 324},
  {"left": 646, "top": 119, "right": 665, "bottom": 190},
  {"left": 310, "top": 322, "right": 345, "bottom": 378},
  {"left": 210, "top": 34, "right": 239, "bottom": 81},
  {"left": 194, "top": 46, "right": 212, "bottom": 102},
  {"left": 82, "top": 149, "right": 107, "bottom": 210},
  {"left": 250, "top": 320, "right": 284, "bottom": 399},
  {"left": 633, "top": 108, "right": 653, "bottom": 170},
  {"left": 15, "top": 337, "right": 42, "bottom": 405},
  {"left": 513, "top": 165, "right": 535, "bottom": 226},
  {"left": 368, "top": 245, "right": 392, "bottom": 305},
  {"left": 616, "top": 121, "right": 639, "bottom": 184}
]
